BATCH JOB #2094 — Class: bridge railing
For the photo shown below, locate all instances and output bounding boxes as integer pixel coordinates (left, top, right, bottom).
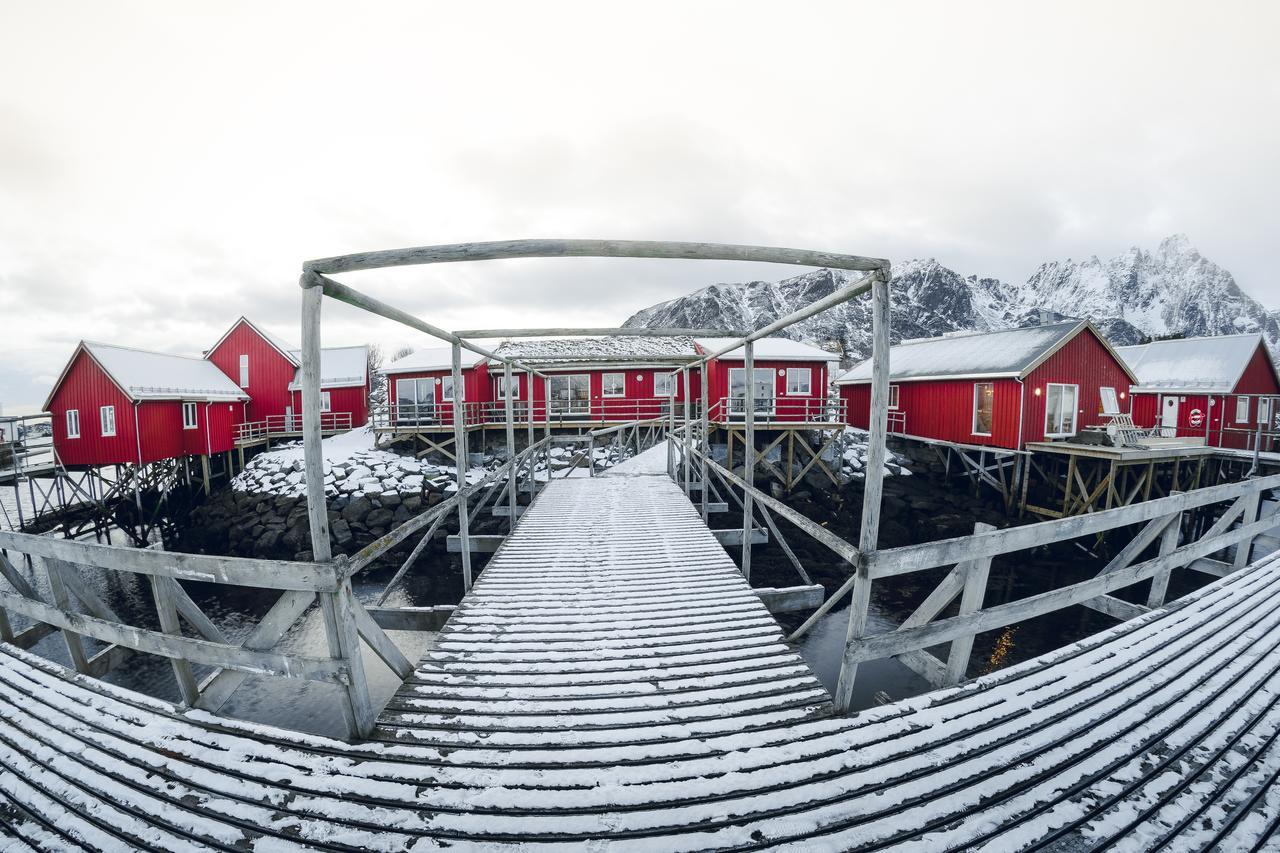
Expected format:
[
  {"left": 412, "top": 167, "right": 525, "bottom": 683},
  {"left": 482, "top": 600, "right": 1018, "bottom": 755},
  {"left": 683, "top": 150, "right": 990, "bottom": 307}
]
[
  {"left": 235, "top": 411, "right": 354, "bottom": 443},
  {"left": 677, "top": 436, "right": 1280, "bottom": 711}
]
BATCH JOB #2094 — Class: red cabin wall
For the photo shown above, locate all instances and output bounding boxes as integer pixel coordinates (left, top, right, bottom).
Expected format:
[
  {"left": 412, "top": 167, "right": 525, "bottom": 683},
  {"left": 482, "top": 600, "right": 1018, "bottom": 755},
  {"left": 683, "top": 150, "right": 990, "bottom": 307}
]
[
  {"left": 1233, "top": 345, "right": 1280, "bottom": 397},
  {"left": 180, "top": 401, "right": 242, "bottom": 457},
  {"left": 842, "top": 378, "right": 1023, "bottom": 448},
  {"left": 705, "top": 360, "right": 828, "bottom": 420},
  {"left": 206, "top": 320, "right": 297, "bottom": 422},
  {"left": 1021, "top": 330, "right": 1135, "bottom": 444},
  {"left": 289, "top": 384, "right": 370, "bottom": 427},
  {"left": 49, "top": 351, "right": 139, "bottom": 467}
]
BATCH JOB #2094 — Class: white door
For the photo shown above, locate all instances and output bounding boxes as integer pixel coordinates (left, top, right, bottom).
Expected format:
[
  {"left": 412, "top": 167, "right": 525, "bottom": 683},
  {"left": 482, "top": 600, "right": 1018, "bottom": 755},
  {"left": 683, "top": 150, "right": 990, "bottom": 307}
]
[
  {"left": 1161, "top": 395, "right": 1180, "bottom": 437},
  {"left": 285, "top": 406, "right": 294, "bottom": 431}
]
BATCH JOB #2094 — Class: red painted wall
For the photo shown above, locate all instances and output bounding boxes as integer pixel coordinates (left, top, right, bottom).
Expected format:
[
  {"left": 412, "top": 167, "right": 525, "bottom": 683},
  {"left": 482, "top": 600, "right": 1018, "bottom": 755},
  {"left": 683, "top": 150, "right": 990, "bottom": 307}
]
[
  {"left": 705, "top": 359, "right": 828, "bottom": 421},
  {"left": 49, "top": 351, "right": 138, "bottom": 467},
  {"left": 289, "top": 384, "right": 370, "bottom": 428},
  {"left": 841, "top": 327, "right": 1133, "bottom": 450},
  {"left": 206, "top": 320, "right": 297, "bottom": 422}
]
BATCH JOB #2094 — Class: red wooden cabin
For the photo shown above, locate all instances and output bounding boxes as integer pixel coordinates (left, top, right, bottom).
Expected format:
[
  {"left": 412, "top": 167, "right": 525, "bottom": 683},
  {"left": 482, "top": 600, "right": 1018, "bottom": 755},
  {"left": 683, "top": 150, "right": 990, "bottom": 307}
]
[
  {"left": 1117, "top": 334, "right": 1280, "bottom": 449},
  {"left": 44, "top": 342, "right": 248, "bottom": 468},
  {"left": 837, "top": 321, "right": 1136, "bottom": 451},
  {"left": 695, "top": 338, "right": 839, "bottom": 423},
  {"left": 205, "top": 318, "right": 369, "bottom": 432},
  {"left": 380, "top": 346, "right": 491, "bottom": 427}
]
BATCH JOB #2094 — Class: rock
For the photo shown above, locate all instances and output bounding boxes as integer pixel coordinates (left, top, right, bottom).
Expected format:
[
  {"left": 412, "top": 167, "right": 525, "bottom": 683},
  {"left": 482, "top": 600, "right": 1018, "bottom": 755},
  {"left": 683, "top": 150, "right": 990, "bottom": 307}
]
[
  {"left": 365, "top": 508, "right": 394, "bottom": 529},
  {"left": 330, "top": 518, "right": 353, "bottom": 545},
  {"left": 380, "top": 492, "right": 402, "bottom": 507},
  {"left": 342, "top": 496, "right": 372, "bottom": 523}
]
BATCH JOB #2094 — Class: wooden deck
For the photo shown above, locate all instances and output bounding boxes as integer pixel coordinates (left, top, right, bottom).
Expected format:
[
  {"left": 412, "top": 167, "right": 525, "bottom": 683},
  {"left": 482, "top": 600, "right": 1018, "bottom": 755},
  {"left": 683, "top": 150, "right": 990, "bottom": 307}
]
[{"left": 3, "top": 471, "right": 1280, "bottom": 847}]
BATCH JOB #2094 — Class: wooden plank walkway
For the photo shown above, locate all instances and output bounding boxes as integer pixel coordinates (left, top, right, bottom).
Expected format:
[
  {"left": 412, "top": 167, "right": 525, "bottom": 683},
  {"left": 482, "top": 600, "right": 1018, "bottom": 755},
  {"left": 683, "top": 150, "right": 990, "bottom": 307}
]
[{"left": 2, "top": 473, "right": 1280, "bottom": 848}]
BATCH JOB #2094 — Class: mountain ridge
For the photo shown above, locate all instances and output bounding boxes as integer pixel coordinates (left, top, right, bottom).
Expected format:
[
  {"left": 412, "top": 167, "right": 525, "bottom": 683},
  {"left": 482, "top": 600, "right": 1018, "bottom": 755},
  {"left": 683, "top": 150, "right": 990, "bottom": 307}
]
[{"left": 622, "top": 235, "right": 1278, "bottom": 365}]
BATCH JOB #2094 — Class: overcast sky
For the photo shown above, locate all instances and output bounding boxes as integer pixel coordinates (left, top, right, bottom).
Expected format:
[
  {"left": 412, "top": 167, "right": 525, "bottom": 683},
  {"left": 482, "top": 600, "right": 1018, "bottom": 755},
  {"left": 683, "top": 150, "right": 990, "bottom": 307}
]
[{"left": 2, "top": 1, "right": 1277, "bottom": 413}]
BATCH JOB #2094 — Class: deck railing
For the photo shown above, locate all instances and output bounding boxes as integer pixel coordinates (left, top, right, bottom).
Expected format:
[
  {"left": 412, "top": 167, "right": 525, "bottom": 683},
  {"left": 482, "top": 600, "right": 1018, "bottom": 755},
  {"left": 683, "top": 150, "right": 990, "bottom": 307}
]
[
  {"left": 708, "top": 396, "right": 846, "bottom": 425},
  {"left": 235, "top": 411, "right": 353, "bottom": 443}
]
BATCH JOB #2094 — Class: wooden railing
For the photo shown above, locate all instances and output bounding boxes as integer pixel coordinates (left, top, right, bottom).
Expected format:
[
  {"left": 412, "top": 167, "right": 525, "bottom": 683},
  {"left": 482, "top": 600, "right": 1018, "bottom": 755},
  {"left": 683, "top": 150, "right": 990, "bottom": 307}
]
[
  {"left": 675, "top": 438, "right": 1280, "bottom": 712},
  {"left": 707, "top": 396, "right": 846, "bottom": 424},
  {"left": 235, "top": 411, "right": 353, "bottom": 443}
]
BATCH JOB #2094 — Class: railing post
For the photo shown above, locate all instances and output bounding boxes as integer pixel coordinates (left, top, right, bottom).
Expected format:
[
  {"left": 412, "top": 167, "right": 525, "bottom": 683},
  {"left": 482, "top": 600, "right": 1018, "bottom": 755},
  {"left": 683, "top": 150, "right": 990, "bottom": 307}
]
[
  {"left": 667, "top": 373, "right": 676, "bottom": 479},
  {"left": 835, "top": 266, "right": 892, "bottom": 711},
  {"left": 45, "top": 558, "right": 89, "bottom": 674},
  {"left": 452, "top": 342, "right": 473, "bottom": 590},
  {"left": 1233, "top": 489, "right": 1262, "bottom": 571},
  {"left": 1146, "top": 507, "right": 1183, "bottom": 608},
  {"left": 743, "top": 340, "right": 755, "bottom": 581},
  {"left": 944, "top": 521, "right": 995, "bottom": 686},
  {"left": 682, "top": 368, "right": 692, "bottom": 494},
  {"left": 149, "top": 574, "right": 200, "bottom": 705},
  {"left": 700, "top": 364, "right": 710, "bottom": 522},
  {"left": 503, "top": 361, "right": 518, "bottom": 524}
]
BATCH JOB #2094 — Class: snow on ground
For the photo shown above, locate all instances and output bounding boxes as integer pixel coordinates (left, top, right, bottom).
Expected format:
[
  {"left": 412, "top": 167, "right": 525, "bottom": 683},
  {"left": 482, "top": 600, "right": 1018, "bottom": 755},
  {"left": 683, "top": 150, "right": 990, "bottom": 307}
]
[
  {"left": 603, "top": 441, "right": 672, "bottom": 476},
  {"left": 833, "top": 428, "right": 911, "bottom": 481}
]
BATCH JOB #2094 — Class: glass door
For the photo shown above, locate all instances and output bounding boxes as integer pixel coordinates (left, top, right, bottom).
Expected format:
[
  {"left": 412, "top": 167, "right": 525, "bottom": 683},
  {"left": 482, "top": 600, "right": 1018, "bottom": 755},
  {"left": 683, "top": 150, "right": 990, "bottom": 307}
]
[
  {"left": 728, "top": 368, "right": 775, "bottom": 417},
  {"left": 396, "top": 377, "right": 436, "bottom": 424},
  {"left": 549, "top": 374, "right": 591, "bottom": 417}
]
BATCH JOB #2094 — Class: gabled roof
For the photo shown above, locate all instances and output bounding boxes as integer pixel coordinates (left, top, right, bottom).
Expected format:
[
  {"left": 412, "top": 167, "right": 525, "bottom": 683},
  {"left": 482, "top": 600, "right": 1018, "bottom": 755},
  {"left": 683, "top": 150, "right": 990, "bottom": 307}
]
[
  {"left": 493, "top": 336, "right": 701, "bottom": 366},
  {"left": 695, "top": 337, "right": 836, "bottom": 363},
  {"left": 1116, "top": 333, "right": 1279, "bottom": 393},
  {"left": 836, "top": 321, "right": 1136, "bottom": 385},
  {"left": 381, "top": 346, "right": 489, "bottom": 376},
  {"left": 206, "top": 317, "right": 300, "bottom": 367},
  {"left": 287, "top": 345, "right": 370, "bottom": 390},
  {"left": 43, "top": 341, "right": 249, "bottom": 410}
]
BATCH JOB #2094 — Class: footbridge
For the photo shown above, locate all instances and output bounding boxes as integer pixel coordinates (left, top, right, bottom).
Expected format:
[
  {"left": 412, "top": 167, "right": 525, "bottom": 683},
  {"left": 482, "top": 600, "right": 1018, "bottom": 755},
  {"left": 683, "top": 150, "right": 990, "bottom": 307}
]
[{"left": 1, "top": 239, "right": 1279, "bottom": 849}]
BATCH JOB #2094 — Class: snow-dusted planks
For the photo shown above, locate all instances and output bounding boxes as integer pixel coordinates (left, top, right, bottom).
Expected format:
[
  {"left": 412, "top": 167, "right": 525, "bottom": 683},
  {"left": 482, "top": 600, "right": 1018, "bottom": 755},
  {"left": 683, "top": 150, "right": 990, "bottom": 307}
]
[
  {"left": 375, "top": 475, "right": 834, "bottom": 744},
  {"left": 2, "top": 480, "right": 1280, "bottom": 848}
]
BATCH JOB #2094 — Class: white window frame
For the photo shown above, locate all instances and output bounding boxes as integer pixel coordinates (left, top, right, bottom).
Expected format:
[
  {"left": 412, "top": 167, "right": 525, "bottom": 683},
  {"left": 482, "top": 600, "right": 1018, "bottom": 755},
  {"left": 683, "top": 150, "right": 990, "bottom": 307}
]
[
  {"left": 1237, "top": 396, "right": 1250, "bottom": 423},
  {"left": 602, "top": 372, "right": 626, "bottom": 398},
  {"left": 1044, "top": 382, "right": 1079, "bottom": 438},
  {"left": 238, "top": 354, "right": 249, "bottom": 388},
  {"left": 495, "top": 375, "right": 520, "bottom": 399},
  {"left": 1259, "top": 397, "right": 1272, "bottom": 425},
  {"left": 654, "top": 372, "right": 675, "bottom": 397},
  {"left": 785, "top": 367, "right": 812, "bottom": 396},
  {"left": 66, "top": 409, "right": 80, "bottom": 439},
  {"left": 441, "top": 375, "right": 463, "bottom": 402},
  {"left": 972, "top": 382, "right": 994, "bottom": 436},
  {"left": 100, "top": 405, "right": 116, "bottom": 438},
  {"left": 888, "top": 384, "right": 900, "bottom": 410},
  {"left": 1099, "top": 386, "right": 1119, "bottom": 415},
  {"left": 320, "top": 391, "right": 331, "bottom": 413},
  {"left": 182, "top": 402, "right": 198, "bottom": 430}
]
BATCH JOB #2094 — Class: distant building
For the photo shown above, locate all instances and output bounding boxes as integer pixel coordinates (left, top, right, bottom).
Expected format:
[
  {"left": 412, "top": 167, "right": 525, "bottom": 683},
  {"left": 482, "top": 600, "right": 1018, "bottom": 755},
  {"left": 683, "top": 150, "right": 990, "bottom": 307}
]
[
  {"left": 1118, "top": 334, "right": 1280, "bottom": 448},
  {"left": 836, "top": 321, "right": 1136, "bottom": 451}
]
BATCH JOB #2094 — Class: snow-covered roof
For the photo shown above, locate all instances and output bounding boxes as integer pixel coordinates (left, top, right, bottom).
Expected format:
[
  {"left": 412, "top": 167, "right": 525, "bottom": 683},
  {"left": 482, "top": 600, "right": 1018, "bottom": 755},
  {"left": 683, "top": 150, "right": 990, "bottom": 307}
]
[
  {"left": 44, "top": 342, "right": 250, "bottom": 408},
  {"left": 287, "top": 345, "right": 369, "bottom": 390},
  {"left": 380, "top": 346, "right": 489, "bottom": 376},
  {"left": 493, "top": 336, "right": 701, "bottom": 365},
  {"left": 1116, "top": 334, "right": 1272, "bottom": 393},
  {"left": 695, "top": 337, "right": 836, "bottom": 362},
  {"left": 836, "top": 321, "right": 1116, "bottom": 384}
]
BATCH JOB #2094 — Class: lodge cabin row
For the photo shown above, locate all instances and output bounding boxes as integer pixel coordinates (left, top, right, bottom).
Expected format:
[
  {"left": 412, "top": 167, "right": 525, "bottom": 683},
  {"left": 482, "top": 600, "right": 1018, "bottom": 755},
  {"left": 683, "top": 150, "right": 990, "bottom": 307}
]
[
  {"left": 377, "top": 336, "right": 842, "bottom": 430},
  {"left": 45, "top": 317, "right": 370, "bottom": 470},
  {"left": 838, "top": 322, "right": 1280, "bottom": 453}
]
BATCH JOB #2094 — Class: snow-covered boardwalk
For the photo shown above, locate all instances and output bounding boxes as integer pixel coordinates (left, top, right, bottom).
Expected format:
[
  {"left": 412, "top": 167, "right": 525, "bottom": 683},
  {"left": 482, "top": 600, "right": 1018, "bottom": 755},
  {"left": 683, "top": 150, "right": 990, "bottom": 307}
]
[{"left": 3, "top": 472, "right": 1280, "bottom": 848}]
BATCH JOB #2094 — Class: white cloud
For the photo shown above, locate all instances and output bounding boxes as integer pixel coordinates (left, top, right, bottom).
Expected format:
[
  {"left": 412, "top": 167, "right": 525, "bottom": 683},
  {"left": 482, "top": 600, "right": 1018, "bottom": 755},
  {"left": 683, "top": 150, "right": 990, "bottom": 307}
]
[{"left": 1, "top": 0, "right": 1278, "bottom": 412}]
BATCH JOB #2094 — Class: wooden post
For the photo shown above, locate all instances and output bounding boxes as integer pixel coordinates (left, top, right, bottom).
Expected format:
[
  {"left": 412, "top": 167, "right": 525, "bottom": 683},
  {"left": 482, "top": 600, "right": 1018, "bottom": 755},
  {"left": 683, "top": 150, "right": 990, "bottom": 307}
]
[
  {"left": 46, "top": 559, "right": 89, "bottom": 674},
  {"left": 526, "top": 369, "right": 536, "bottom": 504},
  {"left": 300, "top": 283, "right": 332, "bottom": 563},
  {"left": 835, "top": 268, "right": 891, "bottom": 712},
  {"left": 1146, "top": 507, "right": 1182, "bottom": 608},
  {"left": 700, "top": 364, "right": 710, "bottom": 521},
  {"left": 149, "top": 574, "right": 199, "bottom": 705},
  {"left": 1233, "top": 490, "right": 1262, "bottom": 570},
  {"left": 319, "top": 574, "right": 375, "bottom": 738},
  {"left": 503, "top": 361, "right": 517, "bottom": 527},
  {"left": 682, "top": 368, "right": 692, "bottom": 495},
  {"left": 452, "top": 342, "right": 473, "bottom": 590},
  {"left": 742, "top": 340, "right": 756, "bottom": 581},
  {"left": 944, "top": 522, "right": 995, "bottom": 686},
  {"left": 667, "top": 373, "right": 676, "bottom": 479}
]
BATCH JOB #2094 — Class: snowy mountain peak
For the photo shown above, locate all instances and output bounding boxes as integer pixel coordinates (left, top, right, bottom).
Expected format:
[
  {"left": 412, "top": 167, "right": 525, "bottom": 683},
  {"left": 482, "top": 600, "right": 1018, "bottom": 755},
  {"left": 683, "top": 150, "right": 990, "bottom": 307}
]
[{"left": 622, "top": 236, "right": 1277, "bottom": 366}]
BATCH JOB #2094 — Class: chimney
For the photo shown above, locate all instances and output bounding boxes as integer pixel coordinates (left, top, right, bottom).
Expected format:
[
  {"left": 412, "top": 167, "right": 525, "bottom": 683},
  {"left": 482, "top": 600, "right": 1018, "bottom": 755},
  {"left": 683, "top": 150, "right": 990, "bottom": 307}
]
[{"left": 1038, "top": 309, "right": 1053, "bottom": 326}]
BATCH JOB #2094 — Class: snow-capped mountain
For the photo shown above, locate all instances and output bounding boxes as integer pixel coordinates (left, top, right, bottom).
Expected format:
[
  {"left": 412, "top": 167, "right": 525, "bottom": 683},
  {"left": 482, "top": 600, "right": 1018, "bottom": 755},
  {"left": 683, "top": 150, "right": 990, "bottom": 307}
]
[{"left": 622, "top": 235, "right": 1277, "bottom": 364}]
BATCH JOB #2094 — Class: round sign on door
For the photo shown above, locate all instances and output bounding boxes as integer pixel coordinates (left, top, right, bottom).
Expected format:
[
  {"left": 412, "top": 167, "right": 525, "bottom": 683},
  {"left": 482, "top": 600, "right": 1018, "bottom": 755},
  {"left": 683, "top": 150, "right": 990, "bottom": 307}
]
[{"left": 1188, "top": 408, "right": 1204, "bottom": 428}]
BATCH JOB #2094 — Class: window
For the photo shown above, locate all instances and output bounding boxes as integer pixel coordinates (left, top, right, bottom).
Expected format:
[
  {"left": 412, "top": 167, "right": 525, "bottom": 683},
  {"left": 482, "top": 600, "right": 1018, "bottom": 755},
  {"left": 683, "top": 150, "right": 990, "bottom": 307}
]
[
  {"left": 1044, "top": 383, "right": 1079, "bottom": 437},
  {"left": 1099, "top": 387, "right": 1119, "bottom": 414},
  {"left": 548, "top": 374, "right": 591, "bottom": 415},
  {"left": 602, "top": 372, "right": 626, "bottom": 398},
  {"left": 441, "top": 375, "right": 463, "bottom": 401},
  {"left": 396, "top": 378, "right": 435, "bottom": 423},
  {"left": 654, "top": 372, "right": 675, "bottom": 397},
  {"left": 1260, "top": 397, "right": 1272, "bottom": 425},
  {"left": 238, "top": 354, "right": 249, "bottom": 388},
  {"left": 1237, "top": 396, "right": 1250, "bottom": 423},
  {"left": 972, "top": 383, "right": 994, "bottom": 435},
  {"left": 785, "top": 368, "right": 812, "bottom": 395},
  {"left": 320, "top": 392, "right": 331, "bottom": 413},
  {"left": 888, "top": 385, "right": 900, "bottom": 409},
  {"left": 66, "top": 409, "right": 80, "bottom": 439},
  {"left": 496, "top": 375, "right": 520, "bottom": 399},
  {"left": 728, "top": 367, "right": 775, "bottom": 416},
  {"left": 182, "top": 402, "right": 198, "bottom": 430},
  {"left": 100, "top": 405, "right": 116, "bottom": 437}
]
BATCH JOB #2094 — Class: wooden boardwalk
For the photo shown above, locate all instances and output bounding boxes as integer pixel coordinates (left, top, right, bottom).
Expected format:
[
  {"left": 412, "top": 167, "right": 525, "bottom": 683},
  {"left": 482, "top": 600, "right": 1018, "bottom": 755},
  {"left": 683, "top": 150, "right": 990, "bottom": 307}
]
[{"left": 2, "top": 471, "right": 1280, "bottom": 848}]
